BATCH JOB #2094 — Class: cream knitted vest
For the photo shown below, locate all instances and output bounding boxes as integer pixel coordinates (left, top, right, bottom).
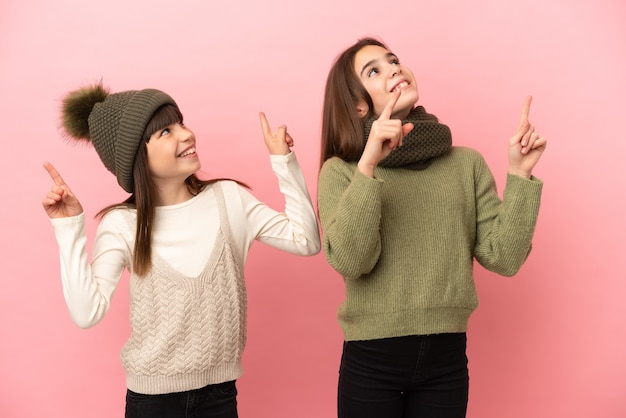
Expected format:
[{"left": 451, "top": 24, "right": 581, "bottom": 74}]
[{"left": 120, "top": 183, "right": 247, "bottom": 395}]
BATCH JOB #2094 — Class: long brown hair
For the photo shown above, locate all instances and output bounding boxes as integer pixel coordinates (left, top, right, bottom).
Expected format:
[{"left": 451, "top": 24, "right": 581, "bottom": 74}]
[
  {"left": 97, "top": 104, "right": 246, "bottom": 276},
  {"left": 320, "top": 37, "right": 387, "bottom": 167}
]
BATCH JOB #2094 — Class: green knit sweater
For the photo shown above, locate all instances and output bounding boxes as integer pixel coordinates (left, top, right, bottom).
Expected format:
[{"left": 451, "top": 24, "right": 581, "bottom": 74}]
[{"left": 317, "top": 147, "right": 543, "bottom": 341}]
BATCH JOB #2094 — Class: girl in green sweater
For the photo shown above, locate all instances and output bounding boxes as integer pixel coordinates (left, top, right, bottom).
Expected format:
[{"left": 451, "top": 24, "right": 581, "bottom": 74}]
[{"left": 318, "top": 37, "right": 546, "bottom": 418}]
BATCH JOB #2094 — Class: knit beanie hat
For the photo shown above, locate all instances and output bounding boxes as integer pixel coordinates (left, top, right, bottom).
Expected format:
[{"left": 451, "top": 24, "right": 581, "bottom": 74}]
[{"left": 60, "top": 82, "right": 178, "bottom": 193}]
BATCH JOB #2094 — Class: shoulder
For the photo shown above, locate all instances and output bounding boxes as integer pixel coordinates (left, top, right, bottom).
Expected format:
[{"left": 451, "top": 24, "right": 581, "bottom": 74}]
[
  {"left": 210, "top": 179, "right": 248, "bottom": 196},
  {"left": 321, "top": 156, "right": 352, "bottom": 167},
  {"left": 438, "top": 146, "right": 489, "bottom": 169},
  {"left": 101, "top": 206, "right": 135, "bottom": 224},
  {"left": 320, "top": 157, "right": 356, "bottom": 177},
  {"left": 448, "top": 146, "right": 484, "bottom": 160},
  {"left": 98, "top": 207, "right": 136, "bottom": 238},
  {"left": 209, "top": 180, "right": 259, "bottom": 210},
  {"left": 319, "top": 158, "right": 359, "bottom": 190}
]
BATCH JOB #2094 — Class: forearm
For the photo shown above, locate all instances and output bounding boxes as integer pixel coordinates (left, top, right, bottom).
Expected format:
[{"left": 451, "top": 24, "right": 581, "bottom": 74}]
[
  {"left": 51, "top": 213, "right": 124, "bottom": 328},
  {"left": 318, "top": 164, "right": 383, "bottom": 278},
  {"left": 474, "top": 173, "right": 543, "bottom": 276},
  {"left": 248, "top": 152, "right": 320, "bottom": 255}
]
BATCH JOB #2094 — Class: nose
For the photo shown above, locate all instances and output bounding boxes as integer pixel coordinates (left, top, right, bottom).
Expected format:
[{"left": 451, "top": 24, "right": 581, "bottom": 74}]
[
  {"left": 177, "top": 125, "right": 192, "bottom": 142},
  {"left": 389, "top": 62, "right": 402, "bottom": 78}
]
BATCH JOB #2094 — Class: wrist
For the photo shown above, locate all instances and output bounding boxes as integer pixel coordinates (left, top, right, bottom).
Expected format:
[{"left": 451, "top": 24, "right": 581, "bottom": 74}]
[
  {"left": 508, "top": 167, "right": 532, "bottom": 179},
  {"left": 357, "top": 160, "right": 376, "bottom": 178}
]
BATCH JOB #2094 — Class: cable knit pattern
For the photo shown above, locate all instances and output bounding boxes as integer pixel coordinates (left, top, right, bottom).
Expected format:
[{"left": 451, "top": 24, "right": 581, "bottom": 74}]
[
  {"left": 318, "top": 147, "right": 543, "bottom": 341},
  {"left": 121, "top": 183, "right": 246, "bottom": 394}
]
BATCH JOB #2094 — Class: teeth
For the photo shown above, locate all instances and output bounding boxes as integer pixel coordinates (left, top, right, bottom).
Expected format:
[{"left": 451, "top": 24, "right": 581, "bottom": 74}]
[
  {"left": 179, "top": 147, "right": 196, "bottom": 157},
  {"left": 392, "top": 81, "right": 409, "bottom": 93}
]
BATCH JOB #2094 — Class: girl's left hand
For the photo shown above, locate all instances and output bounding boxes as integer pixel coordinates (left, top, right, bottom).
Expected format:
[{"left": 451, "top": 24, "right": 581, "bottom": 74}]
[
  {"left": 259, "top": 112, "right": 293, "bottom": 156},
  {"left": 508, "top": 96, "right": 547, "bottom": 178}
]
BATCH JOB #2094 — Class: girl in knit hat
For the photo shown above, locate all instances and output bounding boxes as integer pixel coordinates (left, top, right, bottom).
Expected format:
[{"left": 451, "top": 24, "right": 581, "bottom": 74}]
[
  {"left": 42, "top": 82, "right": 320, "bottom": 418},
  {"left": 317, "top": 38, "right": 547, "bottom": 418}
]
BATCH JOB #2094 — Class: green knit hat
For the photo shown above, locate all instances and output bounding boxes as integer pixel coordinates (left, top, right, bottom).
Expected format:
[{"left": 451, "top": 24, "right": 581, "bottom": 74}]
[{"left": 60, "top": 82, "right": 178, "bottom": 193}]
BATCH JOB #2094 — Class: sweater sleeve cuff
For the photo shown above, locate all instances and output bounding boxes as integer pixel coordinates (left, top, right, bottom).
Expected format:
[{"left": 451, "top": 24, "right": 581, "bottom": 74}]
[
  {"left": 507, "top": 173, "right": 543, "bottom": 186},
  {"left": 50, "top": 212, "right": 85, "bottom": 227},
  {"left": 347, "top": 168, "right": 383, "bottom": 219},
  {"left": 353, "top": 167, "right": 384, "bottom": 186},
  {"left": 503, "top": 173, "right": 543, "bottom": 214}
]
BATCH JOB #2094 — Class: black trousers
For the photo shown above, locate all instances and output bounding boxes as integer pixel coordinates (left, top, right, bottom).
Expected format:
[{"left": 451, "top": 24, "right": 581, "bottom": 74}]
[
  {"left": 125, "top": 380, "right": 238, "bottom": 418},
  {"left": 338, "top": 333, "right": 469, "bottom": 418}
]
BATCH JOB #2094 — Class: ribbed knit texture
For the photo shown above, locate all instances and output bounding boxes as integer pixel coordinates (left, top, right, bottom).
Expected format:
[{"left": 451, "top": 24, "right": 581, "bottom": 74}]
[
  {"left": 88, "top": 89, "right": 177, "bottom": 192},
  {"left": 120, "top": 183, "right": 247, "bottom": 394},
  {"left": 318, "top": 147, "right": 543, "bottom": 341}
]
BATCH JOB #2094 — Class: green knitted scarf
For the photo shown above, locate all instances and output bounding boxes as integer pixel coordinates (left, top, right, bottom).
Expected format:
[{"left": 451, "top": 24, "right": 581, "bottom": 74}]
[{"left": 363, "top": 106, "right": 452, "bottom": 170}]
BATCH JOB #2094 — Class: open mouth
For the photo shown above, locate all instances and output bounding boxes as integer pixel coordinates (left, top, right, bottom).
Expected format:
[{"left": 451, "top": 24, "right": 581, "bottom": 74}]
[
  {"left": 390, "top": 81, "right": 410, "bottom": 93},
  {"left": 178, "top": 147, "right": 196, "bottom": 157}
]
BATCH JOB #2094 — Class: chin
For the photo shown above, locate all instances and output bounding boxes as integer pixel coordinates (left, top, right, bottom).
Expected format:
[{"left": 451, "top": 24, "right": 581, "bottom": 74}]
[
  {"left": 401, "top": 88, "right": 419, "bottom": 105},
  {"left": 392, "top": 97, "right": 417, "bottom": 117}
]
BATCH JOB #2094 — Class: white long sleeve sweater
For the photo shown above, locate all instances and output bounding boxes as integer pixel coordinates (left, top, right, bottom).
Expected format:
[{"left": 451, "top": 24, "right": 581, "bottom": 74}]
[{"left": 50, "top": 152, "right": 320, "bottom": 393}]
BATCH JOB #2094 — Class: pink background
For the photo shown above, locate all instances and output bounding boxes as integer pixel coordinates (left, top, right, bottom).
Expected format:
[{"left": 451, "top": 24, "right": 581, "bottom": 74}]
[{"left": 1, "top": 0, "right": 625, "bottom": 416}]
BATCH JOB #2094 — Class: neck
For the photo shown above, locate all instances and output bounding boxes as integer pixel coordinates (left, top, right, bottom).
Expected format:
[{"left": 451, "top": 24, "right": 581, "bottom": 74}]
[
  {"left": 154, "top": 179, "right": 194, "bottom": 206},
  {"left": 363, "top": 105, "right": 452, "bottom": 170},
  {"left": 390, "top": 107, "right": 413, "bottom": 120}
]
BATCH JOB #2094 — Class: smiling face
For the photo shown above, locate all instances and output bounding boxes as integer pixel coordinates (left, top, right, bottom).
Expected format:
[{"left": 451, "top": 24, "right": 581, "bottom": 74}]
[
  {"left": 145, "top": 120, "right": 200, "bottom": 187},
  {"left": 354, "top": 44, "right": 419, "bottom": 119}
]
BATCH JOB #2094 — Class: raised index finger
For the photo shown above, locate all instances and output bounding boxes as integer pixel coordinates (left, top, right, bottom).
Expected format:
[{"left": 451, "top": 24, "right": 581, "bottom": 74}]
[
  {"left": 379, "top": 90, "right": 401, "bottom": 120},
  {"left": 43, "top": 161, "right": 66, "bottom": 187},
  {"left": 259, "top": 112, "right": 272, "bottom": 136},
  {"left": 519, "top": 95, "right": 533, "bottom": 126}
]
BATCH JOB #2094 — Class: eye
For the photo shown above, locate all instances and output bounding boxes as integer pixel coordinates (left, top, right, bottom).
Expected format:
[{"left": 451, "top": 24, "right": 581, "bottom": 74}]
[
  {"left": 367, "top": 67, "right": 379, "bottom": 78},
  {"left": 179, "top": 120, "right": 185, "bottom": 127},
  {"left": 390, "top": 56, "right": 400, "bottom": 65},
  {"left": 159, "top": 127, "right": 170, "bottom": 137}
]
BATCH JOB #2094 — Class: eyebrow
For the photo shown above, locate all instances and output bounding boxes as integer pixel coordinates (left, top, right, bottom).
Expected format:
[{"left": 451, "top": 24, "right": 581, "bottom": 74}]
[{"left": 360, "top": 52, "right": 397, "bottom": 77}]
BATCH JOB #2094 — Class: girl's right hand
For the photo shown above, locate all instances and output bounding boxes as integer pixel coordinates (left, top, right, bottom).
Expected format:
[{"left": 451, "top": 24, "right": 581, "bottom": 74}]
[
  {"left": 42, "top": 162, "right": 84, "bottom": 218},
  {"left": 357, "top": 91, "right": 414, "bottom": 177},
  {"left": 259, "top": 112, "right": 293, "bottom": 156}
]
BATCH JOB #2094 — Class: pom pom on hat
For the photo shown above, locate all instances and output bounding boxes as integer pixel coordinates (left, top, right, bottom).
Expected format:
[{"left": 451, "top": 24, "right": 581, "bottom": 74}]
[
  {"left": 58, "top": 81, "right": 178, "bottom": 193},
  {"left": 61, "top": 82, "right": 109, "bottom": 141}
]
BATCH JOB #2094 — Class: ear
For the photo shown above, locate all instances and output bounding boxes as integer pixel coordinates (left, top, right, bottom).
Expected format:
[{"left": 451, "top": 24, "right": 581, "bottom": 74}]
[{"left": 356, "top": 100, "right": 369, "bottom": 118}]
